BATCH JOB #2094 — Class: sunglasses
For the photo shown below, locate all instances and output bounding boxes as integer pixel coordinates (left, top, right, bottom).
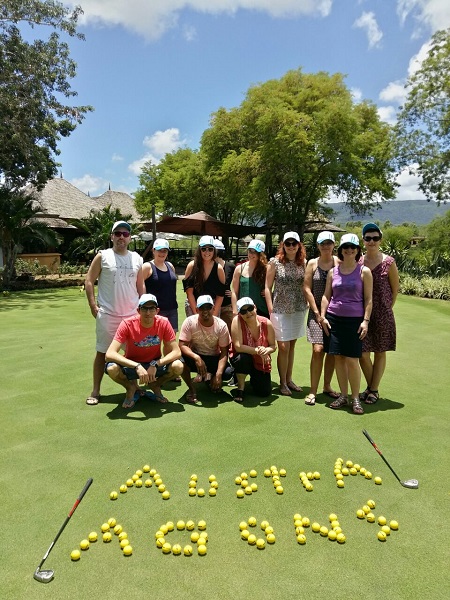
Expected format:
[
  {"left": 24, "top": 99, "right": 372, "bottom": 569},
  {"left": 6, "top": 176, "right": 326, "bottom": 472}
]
[
  {"left": 341, "top": 244, "right": 357, "bottom": 250},
  {"left": 113, "top": 231, "right": 130, "bottom": 238},
  {"left": 239, "top": 306, "right": 255, "bottom": 315},
  {"left": 140, "top": 305, "right": 157, "bottom": 312},
  {"left": 284, "top": 241, "right": 298, "bottom": 247},
  {"left": 363, "top": 235, "right": 381, "bottom": 242},
  {"left": 200, "top": 246, "right": 214, "bottom": 252}
]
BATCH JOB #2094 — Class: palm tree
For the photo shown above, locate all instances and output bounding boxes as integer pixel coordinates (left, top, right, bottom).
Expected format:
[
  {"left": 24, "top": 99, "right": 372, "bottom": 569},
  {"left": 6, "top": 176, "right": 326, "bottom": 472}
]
[
  {"left": 68, "top": 205, "right": 134, "bottom": 260},
  {"left": 0, "top": 188, "right": 61, "bottom": 288}
]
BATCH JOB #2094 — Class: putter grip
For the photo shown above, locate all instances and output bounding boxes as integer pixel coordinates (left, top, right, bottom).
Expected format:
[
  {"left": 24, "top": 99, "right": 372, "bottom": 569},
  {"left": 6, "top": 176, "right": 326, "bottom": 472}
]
[
  {"left": 68, "top": 478, "right": 93, "bottom": 517},
  {"left": 362, "top": 429, "right": 375, "bottom": 444}
]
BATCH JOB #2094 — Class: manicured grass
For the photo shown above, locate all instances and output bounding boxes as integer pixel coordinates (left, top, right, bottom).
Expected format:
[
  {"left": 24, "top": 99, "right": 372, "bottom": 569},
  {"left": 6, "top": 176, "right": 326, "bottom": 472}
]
[{"left": 1, "top": 286, "right": 449, "bottom": 599}]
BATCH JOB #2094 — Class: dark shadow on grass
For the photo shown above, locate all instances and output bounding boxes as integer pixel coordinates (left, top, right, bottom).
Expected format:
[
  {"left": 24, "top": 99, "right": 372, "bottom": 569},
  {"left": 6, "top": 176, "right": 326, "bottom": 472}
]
[
  {"left": 103, "top": 393, "right": 185, "bottom": 421},
  {"left": 0, "top": 289, "right": 82, "bottom": 312},
  {"left": 178, "top": 385, "right": 233, "bottom": 408}
]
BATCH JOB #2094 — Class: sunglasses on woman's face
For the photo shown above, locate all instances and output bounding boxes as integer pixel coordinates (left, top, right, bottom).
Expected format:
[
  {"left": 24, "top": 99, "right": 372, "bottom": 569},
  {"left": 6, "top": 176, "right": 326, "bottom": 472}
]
[
  {"left": 284, "top": 240, "right": 298, "bottom": 247},
  {"left": 341, "top": 244, "right": 357, "bottom": 250},
  {"left": 201, "top": 246, "right": 214, "bottom": 252},
  {"left": 113, "top": 231, "right": 130, "bottom": 238},
  {"left": 363, "top": 235, "right": 381, "bottom": 242},
  {"left": 239, "top": 306, "right": 255, "bottom": 315}
]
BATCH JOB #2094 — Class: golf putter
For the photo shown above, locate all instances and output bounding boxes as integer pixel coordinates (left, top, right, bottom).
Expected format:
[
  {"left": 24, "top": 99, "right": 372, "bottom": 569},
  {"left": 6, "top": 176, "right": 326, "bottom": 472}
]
[
  {"left": 362, "top": 430, "right": 418, "bottom": 489},
  {"left": 34, "top": 477, "right": 93, "bottom": 583}
]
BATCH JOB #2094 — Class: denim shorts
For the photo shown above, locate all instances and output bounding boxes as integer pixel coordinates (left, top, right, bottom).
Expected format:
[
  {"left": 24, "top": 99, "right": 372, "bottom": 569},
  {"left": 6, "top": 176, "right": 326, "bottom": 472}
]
[{"left": 105, "top": 362, "right": 169, "bottom": 380}]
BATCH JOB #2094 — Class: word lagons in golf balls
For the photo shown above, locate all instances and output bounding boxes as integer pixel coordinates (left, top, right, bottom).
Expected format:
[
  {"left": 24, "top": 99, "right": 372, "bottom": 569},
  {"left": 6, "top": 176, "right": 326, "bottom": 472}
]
[{"left": 155, "top": 519, "right": 208, "bottom": 556}]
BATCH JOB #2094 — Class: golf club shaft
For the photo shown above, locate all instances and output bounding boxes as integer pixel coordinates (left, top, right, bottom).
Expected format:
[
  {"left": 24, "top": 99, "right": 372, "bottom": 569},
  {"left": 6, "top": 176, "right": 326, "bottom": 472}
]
[
  {"left": 362, "top": 430, "right": 402, "bottom": 483},
  {"left": 37, "top": 478, "right": 93, "bottom": 569}
]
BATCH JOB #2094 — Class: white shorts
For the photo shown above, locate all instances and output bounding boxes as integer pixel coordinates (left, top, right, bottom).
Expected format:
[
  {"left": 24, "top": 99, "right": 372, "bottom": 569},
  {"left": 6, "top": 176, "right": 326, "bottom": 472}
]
[
  {"left": 95, "top": 312, "right": 126, "bottom": 353},
  {"left": 270, "top": 310, "right": 307, "bottom": 342}
]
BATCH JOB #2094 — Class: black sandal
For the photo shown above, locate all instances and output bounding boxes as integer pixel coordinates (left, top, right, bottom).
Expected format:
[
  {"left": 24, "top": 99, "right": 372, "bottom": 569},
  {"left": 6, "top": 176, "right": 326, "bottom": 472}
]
[
  {"left": 364, "top": 390, "right": 379, "bottom": 404},
  {"left": 233, "top": 389, "right": 245, "bottom": 403},
  {"left": 359, "top": 387, "right": 370, "bottom": 402}
]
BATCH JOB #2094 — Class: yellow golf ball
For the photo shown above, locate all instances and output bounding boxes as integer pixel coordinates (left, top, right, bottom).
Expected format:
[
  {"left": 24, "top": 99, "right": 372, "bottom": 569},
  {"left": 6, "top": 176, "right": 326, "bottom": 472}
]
[
  {"left": 144, "top": 479, "right": 152, "bottom": 487},
  {"left": 101, "top": 523, "right": 110, "bottom": 532},
  {"left": 149, "top": 469, "right": 156, "bottom": 476},
  {"left": 71, "top": 549, "right": 81, "bottom": 561},
  {"left": 297, "top": 534, "right": 307, "bottom": 545},
  {"left": 337, "top": 533, "right": 346, "bottom": 544},
  {"left": 264, "top": 469, "right": 271, "bottom": 477},
  {"left": 135, "top": 479, "right": 142, "bottom": 488},
  {"left": 110, "top": 491, "right": 118, "bottom": 500},
  {"left": 107, "top": 518, "right": 116, "bottom": 527},
  {"left": 250, "top": 469, "right": 258, "bottom": 478},
  {"left": 118, "top": 531, "right": 128, "bottom": 541},
  {"left": 197, "top": 488, "right": 205, "bottom": 497},
  {"left": 302, "top": 517, "right": 310, "bottom": 527},
  {"left": 198, "top": 544, "right": 207, "bottom": 556},
  {"left": 166, "top": 521, "right": 174, "bottom": 531},
  {"left": 209, "top": 474, "right": 216, "bottom": 482},
  {"left": 209, "top": 488, "right": 216, "bottom": 496},
  {"left": 241, "top": 472, "right": 248, "bottom": 480},
  {"left": 186, "top": 520, "right": 195, "bottom": 530},
  {"left": 390, "top": 520, "right": 399, "bottom": 530},
  {"left": 143, "top": 464, "right": 150, "bottom": 472},
  {"left": 155, "top": 530, "right": 165, "bottom": 539},
  {"left": 377, "top": 531, "right": 387, "bottom": 542},
  {"left": 276, "top": 485, "right": 284, "bottom": 494},
  {"left": 188, "top": 488, "right": 196, "bottom": 496},
  {"left": 172, "top": 544, "right": 182, "bottom": 555},
  {"left": 374, "top": 476, "right": 382, "bottom": 485},
  {"left": 132, "top": 474, "right": 139, "bottom": 482},
  {"left": 367, "top": 499, "right": 376, "bottom": 509},
  {"left": 328, "top": 530, "right": 337, "bottom": 541},
  {"left": 266, "top": 533, "right": 276, "bottom": 544},
  {"left": 311, "top": 522, "right": 320, "bottom": 533},
  {"left": 80, "top": 539, "right": 89, "bottom": 550},
  {"left": 191, "top": 532, "right": 200, "bottom": 543},
  {"left": 102, "top": 532, "right": 112, "bottom": 543},
  {"left": 245, "top": 486, "right": 253, "bottom": 495},
  {"left": 381, "top": 525, "right": 391, "bottom": 536},
  {"left": 366, "top": 513, "right": 376, "bottom": 523},
  {"left": 122, "top": 545, "right": 133, "bottom": 556},
  {"left": 126, "top": 479, "right": 133, "bottom": 487},
  {"left": 256, "top": 538, "right": 266, "bottom": 549},
  {"left": 378, "top": 516, "right": 387, "bottom": 526},
  {"left": 319, "top": 526, "right": 329, "bottom": 537},
  {"left": 241, "top": 529, "right": 250, "bottom": 540},
  {"left": 120, "top": 538, "right": 130, "bottom": 549},
  {"left": 113, "top": 524, "right": 123, "bottom": 535},
  {"left": 162, "top": 490, "right": 171, "bottom": 500},
  {"left": 136, "top": 469, "right": 143, "bottom": 477},
  {"left": 156, "top": 537, "right": 165, "bottom": 548},
  {"left": 162, "top": 542, "right": 172, "bottom": 554},
  {"left": 356, "top": 509, "right": 365, "bottom": 519},
  {"left": 313, "top": 471, "right": 320, "bottom": 479},
  {"left": 119, "top": 485, "right": 127, "bottom": 493},
  {"left": 247, "top": 534, "right": 257, "bottom": 545},
  {"left": 177, "top": 520, "right": 186, "bottom": 530},
  {"left": 198, "top": 520, "right": 207, "bottom": 530},
  {"left": 158, "top": 483, "right": 166, "bottom": 493},
  {"left": 211, "top": 481, "right": 219, "bottom": 489},
  {"left": 248, "top": 516, "right": 257, "bottom": 527},
  {"left": 337, "top": 480, "right": 345, "bottom": 488},
  {"left": 190, "top": 473, "right": 198, "bottom": 481},
  {"left": 362, "top": 505, "right": 370, "bottom": 514},
  {"left": 184, "top": 545, "right": 193, "bottom": 556}
]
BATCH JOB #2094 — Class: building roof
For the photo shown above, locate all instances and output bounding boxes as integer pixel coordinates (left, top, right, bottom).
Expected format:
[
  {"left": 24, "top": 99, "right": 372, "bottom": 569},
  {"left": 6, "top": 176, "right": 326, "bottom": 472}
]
[{"left": 93, "top": 190, "right": 140, "bottom": 220}]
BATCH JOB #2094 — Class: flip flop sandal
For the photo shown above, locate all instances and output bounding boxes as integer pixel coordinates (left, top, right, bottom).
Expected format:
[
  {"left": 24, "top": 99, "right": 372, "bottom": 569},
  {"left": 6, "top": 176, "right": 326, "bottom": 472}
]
[
  {"left": 322, "top": 390, "right": 340, "bottom": 399},
  {"left": 364, "top": 390, "right": 379, "bottom": 404},
  {"left": 329, "top": 395, "right": 348, "bottom": 409},
  {"left": 86, "top": 395, "right": 100, "bottom": 405},
  {"left": 305, "top": 393, "right": 316, "bottom": 406},
  {"left": 352, "top": 398, "right": 364, "bottom": 415},
  {"left": 279, "top": 385, "right": 292, "bottom": 396},
  {"left": 287, "top": 381, "right": 303, "bottom": 392},
  {"left": 122, "top": 391, "right": 140, "bottom": 409},
  {"left": 185, "top": 391, "right": 199, "bottom": 404}
]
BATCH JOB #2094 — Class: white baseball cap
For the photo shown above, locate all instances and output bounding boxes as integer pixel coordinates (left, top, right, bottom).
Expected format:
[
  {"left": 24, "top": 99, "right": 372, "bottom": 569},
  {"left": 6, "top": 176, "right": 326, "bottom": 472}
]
[
  {"left": 138, "top": 293, "right": 158, "bottom": 307},
  {"left": 111, "top": 220, "right": 131, "bottom": 233},
  {"left": 199, "top": 235, "right": 215, "bottom": 247},
  {"left": 236, "top": 297, "right": 255, "bottom": 313},
  {"left": 197, "top": 294, "right": 214, "bottom": 308},
  {"left": 153, "top": 238, "right": 170, "bottom": 250},
  {"left": 213, "top": 239, "right": 225, "bottom": 251},
  {"left": 248, "top": 239, "right": 266, "bottom": 253},
  {"left": 317, "top": 231, "right": 335, "bottom": 244},
  {"left": 283, "top": 231, "right": 300, "bottom": 243},
  {"left": 339, "top": 233, "right": 360, "bottom": 247}
]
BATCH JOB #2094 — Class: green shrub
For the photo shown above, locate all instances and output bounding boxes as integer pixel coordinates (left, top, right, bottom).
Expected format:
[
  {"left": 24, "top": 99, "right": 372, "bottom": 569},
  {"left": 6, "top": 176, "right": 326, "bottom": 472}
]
[{"left": 399, "top": 274, "right": 450, "bottom": 300}]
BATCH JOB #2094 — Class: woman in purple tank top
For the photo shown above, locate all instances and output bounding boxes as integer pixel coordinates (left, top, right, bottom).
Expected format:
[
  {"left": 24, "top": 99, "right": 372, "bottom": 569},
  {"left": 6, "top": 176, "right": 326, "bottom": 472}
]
[{"left": 320, "top": 234, "right": 373, "bottom": 415}]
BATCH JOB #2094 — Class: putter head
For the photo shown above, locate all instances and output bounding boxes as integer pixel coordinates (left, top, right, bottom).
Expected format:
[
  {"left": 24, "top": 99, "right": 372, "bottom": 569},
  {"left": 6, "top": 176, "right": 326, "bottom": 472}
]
[
  {"left": 401, "top": 479, "right": 419, "bottom": 489},
  {"left": 33, "top": 567, "right": 54, "bottom": 583}
]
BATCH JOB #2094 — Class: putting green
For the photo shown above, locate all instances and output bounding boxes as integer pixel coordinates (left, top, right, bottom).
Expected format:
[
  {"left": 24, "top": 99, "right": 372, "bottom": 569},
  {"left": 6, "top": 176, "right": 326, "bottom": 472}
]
[{"left": 0, "top": 288, "right": 449, "bottom": 599}]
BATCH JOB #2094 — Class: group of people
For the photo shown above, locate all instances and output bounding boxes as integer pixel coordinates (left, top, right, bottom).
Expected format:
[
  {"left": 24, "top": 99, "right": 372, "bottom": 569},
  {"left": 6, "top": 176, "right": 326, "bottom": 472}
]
[{"left": 84, "top": 220, "right": 398, "bottom": 415}]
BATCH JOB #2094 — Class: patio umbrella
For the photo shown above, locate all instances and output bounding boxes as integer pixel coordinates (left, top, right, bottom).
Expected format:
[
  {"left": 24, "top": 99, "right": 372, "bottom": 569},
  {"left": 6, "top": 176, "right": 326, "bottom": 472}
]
[{"left": 155, "top": 211, "right": 264, "bottom": 238}]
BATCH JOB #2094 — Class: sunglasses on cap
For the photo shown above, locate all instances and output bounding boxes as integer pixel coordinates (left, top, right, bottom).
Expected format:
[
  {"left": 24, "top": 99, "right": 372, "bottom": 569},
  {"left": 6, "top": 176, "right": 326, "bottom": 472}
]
[
  {"left": 200, "top": 246, "right": 214, "bottom": 252},
  {"left": 284, "top": 240, "right": 298, "bottom": 247},
  {"left": 113, "top": 231, "right": 130, "bottom": 238},
  {"left": 341, "top": 243, "right": 357, "bottom": 250},
  {"left": 239, "top": 305, "right": 255, "bottom": 315},
  {"left": 363, "top": 235, "right": 381, "bottom": 242}
]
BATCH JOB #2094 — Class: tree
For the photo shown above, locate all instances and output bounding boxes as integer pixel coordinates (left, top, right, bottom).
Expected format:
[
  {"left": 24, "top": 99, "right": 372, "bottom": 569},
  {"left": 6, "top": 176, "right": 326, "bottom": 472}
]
[
  {"left": 396, "top": 28, "right": 450, "bottom": 203},
  {"left": 69, "top": 206, "right": 134, "bottom": 260},
  {"left": 0, "top": 188, "right": 61, "bottom": 287},
  {"left": 0, "top": 1, "right": 92, "bottom": 190},
  {"left": 201, "top": 69, "right": 397, "bottom": 238}
]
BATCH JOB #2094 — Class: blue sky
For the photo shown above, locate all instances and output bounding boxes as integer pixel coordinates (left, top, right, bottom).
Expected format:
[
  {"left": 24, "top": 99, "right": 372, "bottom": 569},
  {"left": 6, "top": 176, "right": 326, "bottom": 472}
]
[{"left": 51, "top": 1, "right": 450, "bottom": 200}]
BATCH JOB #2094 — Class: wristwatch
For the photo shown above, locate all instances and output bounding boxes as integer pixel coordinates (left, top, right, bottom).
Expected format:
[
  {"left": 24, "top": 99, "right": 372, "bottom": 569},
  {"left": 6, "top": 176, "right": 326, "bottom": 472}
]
[{"left": 149, "top": 360, "right": 158, "bottom": 367}]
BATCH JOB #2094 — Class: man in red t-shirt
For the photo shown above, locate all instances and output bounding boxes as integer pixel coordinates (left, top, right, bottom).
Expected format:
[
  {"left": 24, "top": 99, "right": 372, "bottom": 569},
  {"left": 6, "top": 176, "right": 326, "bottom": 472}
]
[{"left": 105, "top": 294, "right": 183, "bottom": 408}]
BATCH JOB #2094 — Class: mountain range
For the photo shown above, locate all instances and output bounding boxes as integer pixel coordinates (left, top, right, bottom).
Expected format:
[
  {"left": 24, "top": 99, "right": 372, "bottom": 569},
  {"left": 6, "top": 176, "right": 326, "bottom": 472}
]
[{"left": 326, "top": 200, "right": 449, "bottom": 227}]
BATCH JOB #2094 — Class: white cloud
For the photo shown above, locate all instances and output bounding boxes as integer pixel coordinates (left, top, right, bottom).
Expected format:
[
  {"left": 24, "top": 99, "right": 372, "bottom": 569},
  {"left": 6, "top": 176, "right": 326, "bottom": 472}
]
[
  {"left": 69, "top": 1, "right": 333, "bottom": 40},
  {"left": 182, "top": 24, "right": 197, "bottom": 42},
  {"left": 397, "top": 0, "right": 450, "bottom": 31},
  {"left": 128, "top": 128, "right": 187, "bottom": 175},
  {"left": 70, "top": 174, "right": 109, "bottom": 194},
  {"left": 353, "top": 11, "right": 383, "bottom": 49},
  {"left": 395, "top": 166, "right": 426, "bottom": 200},
  {"left": 377, "top": 106, "right": 398, "bottom": 125},
  {"left": 379, "top": 80, "right": 407, "bottom": 104},
  {"left": 351, "top": 87, "right": 363, "bottom": 103},
  {"left": 111, "top": 153, "right": 124, "bottom": 162}
]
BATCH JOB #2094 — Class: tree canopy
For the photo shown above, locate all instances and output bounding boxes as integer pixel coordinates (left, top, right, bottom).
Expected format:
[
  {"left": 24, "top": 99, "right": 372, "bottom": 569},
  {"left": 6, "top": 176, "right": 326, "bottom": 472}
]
[
  {"left": 135, "top": 69, "right": 396, "bottom": 238},
  {"left": 396, "top": 28, "right": 450, "bottom": 203},
  {"left": 0, "top": 1, "right": 92, "bottom": 191}
]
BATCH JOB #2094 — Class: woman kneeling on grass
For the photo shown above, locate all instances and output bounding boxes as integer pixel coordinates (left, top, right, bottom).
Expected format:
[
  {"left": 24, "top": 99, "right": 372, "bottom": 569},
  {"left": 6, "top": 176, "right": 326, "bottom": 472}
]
[
  {"left": 320, "top": 234, "right": 373, "bottom": 415},
  {"left": 230, "top": 297, "right": 277, "bottom": 403}
]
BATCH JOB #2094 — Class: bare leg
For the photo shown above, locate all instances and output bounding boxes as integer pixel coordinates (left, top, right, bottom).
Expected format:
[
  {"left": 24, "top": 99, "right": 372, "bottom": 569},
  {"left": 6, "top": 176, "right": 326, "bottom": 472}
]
[
  {"left": 105, "top": 363, "right": 139, "bottom": 405},
  {"left": 286, "top": 339, "right": 298, "bottom": 384},
  {"left": 148, "top": 360, "right": 184, "bottom": 401},
  {"left": 323, "top": 353, "right": 336, "bottom": 392},
  {"left": 90, "top": 351, "right": 106, "bottom": 398},
  {"left": 347, "top": 357, "right": 362, "bottom": 400},
  {"left": 334, "top": 355, "right": 349, "bottom": 397},
  {"left": 359, "top": 352, "right": 373, "bottom": 389},
  {"left": 236, "top": 373, "right": 247, "bottom": 391},
  {"left": 369, "top": 352, "right": 386, "bottom": 391},
  {"left": 277, "top": 340, "right": 290, "bottom": 387},
  {"left": 309, "top": 344, "right": 325, "bottom": 395}
]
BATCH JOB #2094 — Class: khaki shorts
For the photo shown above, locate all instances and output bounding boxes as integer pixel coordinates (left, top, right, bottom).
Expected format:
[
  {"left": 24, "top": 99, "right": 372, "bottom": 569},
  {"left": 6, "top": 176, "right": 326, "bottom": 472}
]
[{"left": 95, "top": 311, "right": 126, "bottom": 353}]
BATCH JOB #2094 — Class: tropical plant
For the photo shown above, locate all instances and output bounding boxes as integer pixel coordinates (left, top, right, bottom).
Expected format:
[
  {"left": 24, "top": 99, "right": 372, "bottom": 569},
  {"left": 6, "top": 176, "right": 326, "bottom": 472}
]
[
  {"left": 68, "top": 206, "right": 134, "bottom": 260},
  {"left": 0, "top": 188, "right": 61, "bottom": 287}
]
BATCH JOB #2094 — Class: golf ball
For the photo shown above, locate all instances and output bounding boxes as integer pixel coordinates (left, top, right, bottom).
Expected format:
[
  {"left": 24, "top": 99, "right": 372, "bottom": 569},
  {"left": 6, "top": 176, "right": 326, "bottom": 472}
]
[
  {"left": 377, "top": 531, "right": 387, "bottom": 542},
  {"left": 250, "top": 469, "right": 258, "bottom": 478},
  {"left": 302, "top": 517, "right": 310, "bottom": 527},
  {"left": 184, "top": 545, "right": 193, "bottom": 556},
  {"left": 235, "top": 488, "right": 244, "bottom": 497},
  {"left": 120, "top": 538, "right": 130, "bottom": 549},
  {"left": 118, "top": 531, "right": 128, "bottom": 541},
  {"left": 266, "top": 533, "right": 276, "bottom": 544},
  {"left": 319, "top": 526, "right": 329, "bottom": 537},
  {"left": 186, "top": 520, "right": 195, "bottom": 530},
  {"left": 108, "top": 518, "right": 116, "bottom": 527},
  {"left": 378, "top": 516, "right": 387, "bottom": 526},
  {"left": 337, "top": 480, "right": 345, "bottom": 488},
  {"left": 367, "top": 499, "right": 376, "bottom": 509},
  {"left": 188, "top": 488, "right": 196, "bottom": 496},
  {"left": 80, "top": 539, "right": 89, "bottom": 550},
  {"left": 135, "top": 479, "right": 142, "bottom": 488},
  {"left": 336, "top": 533, "right": 346, "bottom": 544},
  {"left": 126, "top": 479, "right": 134, "bottom": 487},
  {"left": 162, "top": 490, "right": 170, "bottom": 500},
  {"left": 256, "top": 538, "right": 266, "bottom": 549},
  {"left": 143, "top": 464, "right": 150, "bottom": 472},
  {"left": 241, "top": 529, "right": 250, "bottom": 540},
  {"left": 166, "top": 521, "right": 174, "bottom": 531},
  {"left": 390, "top": 520, "right": 399, "bottom": 530},
  {"left": 247, "top": 534, "right": 257, "bottom": 545},
  {"left": 110, "top": 491, "right": 118, "bottom": 500},
  {"left": 113, "top": 524, "right": 123, "bottom": 535},
  {"left": 122, "top": 545, "right": 132, "bottom": 556},
  {"left": 328, "top": 530, "right": 337, "bottom": 541},
  {"left": 144, "top": 479, "right": 152, "bottom": 487},
  {"left": 374, "top": 476, "right": 382, "bottom": 485},
  {"left": 172, "top": 544, "right": 182, "bottom": 555},
  {"left": 198, "top": 520, "right": 207, "bottom": 530},
  {"left": 198, "top": 544, "right": 207, "bottom": 555},
  {"left": 177, "top": 520, "right": 186, "bottom": 530},
  {"left": 208, "top": 488, "right": 216, "bottom": 496},
  {"left": 71, "top": 549, "right": 81, "bottom": 561},
  {"left": 311, "top": 522, "right": 321, "bottom": 533},
  {"left": 101, "top": 523, "right": 110, "bottom": 532},
  {"left": 209, "top": 474, "right": 216, "bottom": 482},
  {"left": 119, "top": 485, "right": 127, "bottom": 493},
  {"left": 276, "top": 485, "right": 284, "bottom": 494},
  {"left": 102, "top": 532, "right": 112, "bottom": 543},
  {"left": 191, "top": 532, "right": 200, "bottom": 543},
  {"left": 162, "top": 543, "right": 172, "bottom": 554},
  {"left": 197, "top": 488, "right": 205, "bottom": 497},
  {"left": 248, "top": 517, "right": 257, "bottom": 527}
]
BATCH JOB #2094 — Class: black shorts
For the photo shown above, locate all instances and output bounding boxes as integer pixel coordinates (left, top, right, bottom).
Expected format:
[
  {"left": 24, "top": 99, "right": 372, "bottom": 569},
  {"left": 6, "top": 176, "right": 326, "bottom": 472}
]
[
  {"left": 323, "top": 313, "right": 362, "bottom": 358},
  {"left": 182, "top": 354, "right": 234, "bottom": 381},
  {"left": 230, "top": 353, "right": 272, "bottom": 397}
]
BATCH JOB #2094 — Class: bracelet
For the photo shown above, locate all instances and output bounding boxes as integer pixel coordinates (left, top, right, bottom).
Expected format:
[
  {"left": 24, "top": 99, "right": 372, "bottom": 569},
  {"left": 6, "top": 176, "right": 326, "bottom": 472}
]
[
  {"left": 363, "top": 318, "right": 370, "bottom": 322},
  {"left": 134, "top": 363, "right": 141, "bottom": 370}
]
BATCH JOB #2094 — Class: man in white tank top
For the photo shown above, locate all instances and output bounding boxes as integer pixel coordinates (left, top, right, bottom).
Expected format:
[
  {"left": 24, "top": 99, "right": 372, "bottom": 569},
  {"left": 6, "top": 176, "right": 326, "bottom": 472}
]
[{"left": 84, "top": 221, "right": 145, "bottom": 405}]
